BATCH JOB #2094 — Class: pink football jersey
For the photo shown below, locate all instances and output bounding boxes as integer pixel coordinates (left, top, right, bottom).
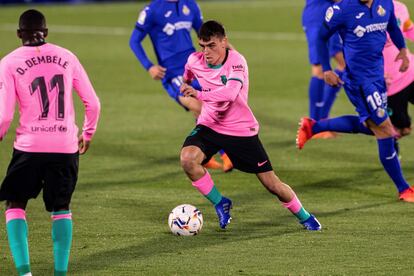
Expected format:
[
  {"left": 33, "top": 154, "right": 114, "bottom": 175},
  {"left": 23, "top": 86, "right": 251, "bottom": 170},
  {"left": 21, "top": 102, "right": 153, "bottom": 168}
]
[
  {"left": 384, "top": 0, "right": 414, "bottom": 96},
  {"left": 184, "top": 49, "right": 259, "bottom": 136},
  {"left": 0, "top": 43, "right": 100, "bottom": 153}
]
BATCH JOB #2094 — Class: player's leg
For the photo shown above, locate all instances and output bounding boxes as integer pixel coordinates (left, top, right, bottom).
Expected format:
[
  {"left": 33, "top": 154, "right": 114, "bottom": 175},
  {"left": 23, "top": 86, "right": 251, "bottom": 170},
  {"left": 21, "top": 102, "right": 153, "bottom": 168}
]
[
  {"left": 319, "top": 34, "right": 345, "bottom": 120},
  {"left": 305, "top": 27, "right": 326, "bottom": 121},
  {"left": 388, "top": 83, "right": 413, "bottom": 138},
  {"left": 5, "top": 201, "right": 31, "bottom": 276},
  {"left": 180, "top": 126, "right": 231, "bottom": 229},
  {"left": 297, "top": 82, "right": 374, "bottom": 149},
  {"left": 222, "top": 134, "right": 321, "bottom": 230},
  {"left": 296, "top": 115, "right": 373, "bottom": 149},
  {"left": 0, "top": 150, "right": 42, "bottom": 276},
  {"left": 358, "top": 81, "right": 413, "bottom": 201},
  {"left": 43, "top": 152, "right": 79, "bottom": 276},
  {"left": 365, "top": 118, "right": 413, "bottom": 200},
  {"left": 256, "top": 172, "right": 321, "bottom": 230}
]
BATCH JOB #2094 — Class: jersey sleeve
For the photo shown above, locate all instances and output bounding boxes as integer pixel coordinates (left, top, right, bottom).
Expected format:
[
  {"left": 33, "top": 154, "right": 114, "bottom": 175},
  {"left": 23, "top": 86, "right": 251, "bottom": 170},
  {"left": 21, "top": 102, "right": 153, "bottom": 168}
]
[
  {"left": 197, "top": 53, "right": 245, "bottom": 102},
  {"left": 72, "top": 56, "right": 101, "bottom": 141},
  {"left": 183, "top": 58, "right": 195, "bottom": 83},
  {"left": 317, "top": 5, "right": 345, "bottom": 71},
  {"left": 401, "top": 4, "right": 414, "bottom": 41},
  {"left": 192, "top": 1, "right": 203, "bottom": 32},
  {"left": 387, "top": 2, "right": 406, "bottom": 50},
  {"left": 0, "top": 60, "right": 16, "bottom": 141},
  {"left": 227, "top": 55, "right": 246, "bottom": 88},
  {"left": 135, "top": 5, "right": 154, "bottom": 33}
]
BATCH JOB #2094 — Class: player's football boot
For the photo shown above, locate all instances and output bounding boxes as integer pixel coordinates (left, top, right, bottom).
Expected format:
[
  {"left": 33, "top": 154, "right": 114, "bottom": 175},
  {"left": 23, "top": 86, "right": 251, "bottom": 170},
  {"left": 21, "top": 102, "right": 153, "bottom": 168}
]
[
  {"left": 204, "top": 157, "right": 223, "bottom": 170},
  {"left": 399, "top": 186, "right": 414, "bottom": 203},
  {"left": 214, "top": 197, "right": 232, "bottom": 229},
  {"left": 296, "top": 117, "right": 315, "bottom": 149},
  {"left": 300, "top": 214, "right": 322, "bottom": 231},
  {"left": 220, "top": 153, "right": 233, "bottom": 173}
]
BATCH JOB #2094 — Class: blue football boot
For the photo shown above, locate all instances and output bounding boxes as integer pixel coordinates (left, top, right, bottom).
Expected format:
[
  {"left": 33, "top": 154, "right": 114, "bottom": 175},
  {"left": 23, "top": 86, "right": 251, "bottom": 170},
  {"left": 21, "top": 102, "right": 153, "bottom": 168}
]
[
  {"left": 300, "top": 214, "right": 322, "bottom": 231},
  {"left": 214, "top": 197, "right": 232, "bottom": 229}
]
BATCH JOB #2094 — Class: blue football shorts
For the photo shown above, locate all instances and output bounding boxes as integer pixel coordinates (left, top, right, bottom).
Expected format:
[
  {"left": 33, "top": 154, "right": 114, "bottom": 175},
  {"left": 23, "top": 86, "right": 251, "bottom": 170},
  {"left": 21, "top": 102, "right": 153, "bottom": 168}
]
[{"left": 344, "top": 79, "right": 389, "bottom": 126}]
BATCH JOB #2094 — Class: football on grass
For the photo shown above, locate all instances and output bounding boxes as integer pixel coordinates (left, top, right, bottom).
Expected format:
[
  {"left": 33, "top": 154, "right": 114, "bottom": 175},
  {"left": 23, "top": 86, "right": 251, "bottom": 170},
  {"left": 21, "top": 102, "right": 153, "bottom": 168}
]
[{"left": 168, "top": 204, "right": 203, "bottom": 236}]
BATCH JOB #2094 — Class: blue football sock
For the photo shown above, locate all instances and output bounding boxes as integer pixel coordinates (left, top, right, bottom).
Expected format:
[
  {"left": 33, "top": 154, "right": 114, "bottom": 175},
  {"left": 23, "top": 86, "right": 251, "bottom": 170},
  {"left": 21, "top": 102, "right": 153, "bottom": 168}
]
[
  {"left": 308, "top": 77, "right": 325, "bottom": 121},
  {"left": 320, "top": 69, "right": 344, "bottom": 119},
  {"left": 377, "top": 137, "right": 410, "bottom": 193},
  {"left": 312, "top": 115, "right": 373, "bottom": 135}
]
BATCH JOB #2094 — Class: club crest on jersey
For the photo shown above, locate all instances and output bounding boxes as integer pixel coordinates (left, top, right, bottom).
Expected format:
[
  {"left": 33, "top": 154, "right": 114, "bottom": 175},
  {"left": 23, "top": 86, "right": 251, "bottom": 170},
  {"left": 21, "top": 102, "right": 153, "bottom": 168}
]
[
  {"left": 221, "top": 75, "right": 227, "bottom": 85},
  {"left": 377, "top": 5, "right": 386, "bottom": 17},
  {"left": 377, "top": 108, "right": 386, "bottom": 118},
  {"left": 182, "top": 5, "right": 190, "bottom": 16},
  {"left": 325, "top": 7, "right": 334, "bottom": 22}
]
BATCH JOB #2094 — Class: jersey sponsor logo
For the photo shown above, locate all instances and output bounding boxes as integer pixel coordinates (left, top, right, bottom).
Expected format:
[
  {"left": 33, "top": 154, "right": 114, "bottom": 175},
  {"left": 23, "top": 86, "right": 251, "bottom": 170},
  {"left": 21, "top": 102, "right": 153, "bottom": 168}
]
[
  {"left": 356, "top": 12, "right": 365, "bottom": 19},
  {"left": 162, "top": 21, "right": 192, "bottom": 36},
  {"left": 325, "top": 7, "right": 334, "bottom": 22},
  {"left": 353, "top": 25, "right": 366, "bottom": 37},
  {"left": 232, "top": 64, "right": 244, "bottom": 72},
  {"left": 377, "top": 5, "right": 386, "bottom": 17},
  {"left": 31, "top": 124, "right": 68, "bottom": 133},
  {"left": 137, "top": 9, "right": 147, "bottom": 25},
  {"left": 182, "top": 4, "right": 190, "bottom": 16},
  {"left": 257, "top": 160, "right": 268, "bottom": 167},
  {"left": 353, "top": 22, "right": 388, "bottom": 37},
  {"left": 165, "top": 10, "right": 172, "bottom": 18}
]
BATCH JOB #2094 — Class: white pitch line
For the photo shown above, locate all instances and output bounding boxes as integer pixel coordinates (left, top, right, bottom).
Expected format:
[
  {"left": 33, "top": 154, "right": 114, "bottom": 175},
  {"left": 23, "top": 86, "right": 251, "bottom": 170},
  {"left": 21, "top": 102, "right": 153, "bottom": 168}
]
[{"left": 0, "top": 23, "right": 305, "bottom": 42}]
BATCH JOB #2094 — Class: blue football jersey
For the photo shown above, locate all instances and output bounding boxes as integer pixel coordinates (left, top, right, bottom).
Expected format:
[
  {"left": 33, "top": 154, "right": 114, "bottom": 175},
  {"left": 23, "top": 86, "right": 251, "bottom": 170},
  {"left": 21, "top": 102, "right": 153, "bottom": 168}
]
[
  {"left": 135, "top": 0, "right": 203, "bottom": 68},
  {"left": 318, "top": 0, "right": 405, "bottom": 84},
  {"left": 302, "top": 0, "right": 335, "bottom": 26}
]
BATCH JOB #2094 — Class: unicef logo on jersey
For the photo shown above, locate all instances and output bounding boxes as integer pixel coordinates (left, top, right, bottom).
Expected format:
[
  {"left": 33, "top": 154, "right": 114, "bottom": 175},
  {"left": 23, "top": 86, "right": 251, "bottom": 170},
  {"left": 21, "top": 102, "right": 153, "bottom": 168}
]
[{"left": 353, "top": 25, "right": 366, "bottom": 38}]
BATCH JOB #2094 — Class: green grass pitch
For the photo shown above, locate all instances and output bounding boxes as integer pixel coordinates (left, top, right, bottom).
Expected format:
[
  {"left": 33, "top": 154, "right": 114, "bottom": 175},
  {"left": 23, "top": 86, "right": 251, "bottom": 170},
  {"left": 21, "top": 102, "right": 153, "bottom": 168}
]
[{"left": 1, "top": 0, "right": 414, "bottom": 274}]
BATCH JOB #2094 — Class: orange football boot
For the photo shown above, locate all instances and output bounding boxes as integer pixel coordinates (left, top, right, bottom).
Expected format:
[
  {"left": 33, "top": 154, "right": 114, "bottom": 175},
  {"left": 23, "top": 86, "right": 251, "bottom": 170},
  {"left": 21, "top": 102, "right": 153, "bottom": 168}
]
[
  {"left": 296, "top": 117, "right": 315, "bottom": 149},
  {"left": 399, "top": 186, "right": 414, "bottom": 203}
]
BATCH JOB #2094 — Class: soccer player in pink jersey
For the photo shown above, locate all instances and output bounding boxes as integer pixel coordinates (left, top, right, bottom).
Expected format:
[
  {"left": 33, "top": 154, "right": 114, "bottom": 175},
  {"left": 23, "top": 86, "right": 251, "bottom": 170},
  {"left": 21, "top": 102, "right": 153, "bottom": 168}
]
[
  {"left": 384, "top": 0, "right": 414, "bottom": 139},
  {"left": 0, "top": 10, "right": 100, "bottom": 276},
  {"left": 180, "top": 20, "right": 321, "bottom": 231}
]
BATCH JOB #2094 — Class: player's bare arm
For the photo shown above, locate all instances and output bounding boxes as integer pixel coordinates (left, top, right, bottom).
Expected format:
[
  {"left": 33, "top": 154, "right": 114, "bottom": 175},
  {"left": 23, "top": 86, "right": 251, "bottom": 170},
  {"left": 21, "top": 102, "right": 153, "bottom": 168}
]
[
  {"left": 395, "top": 48, "right": 410, "bottom": 72},
  {"left": 180, "top": 83, "right": 198, "bottom": 97}
]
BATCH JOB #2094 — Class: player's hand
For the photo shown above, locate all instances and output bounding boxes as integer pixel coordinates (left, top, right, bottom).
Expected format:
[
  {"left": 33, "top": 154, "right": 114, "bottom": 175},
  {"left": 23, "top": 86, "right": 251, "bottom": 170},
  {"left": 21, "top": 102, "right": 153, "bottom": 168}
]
[
  {"left": 180, "top": 83, "right": 198, "bottom": 97},
  {"left": 395, "top": 48, "right": 409, "bottom": 72},
  {"left": 148, "top": 65, "right": 166, "bottom": 80},
  {"left": 324, "top": 70, "right": 344, "bottom": 86},
  {"left": 78, "top": 135, "right": 90, "bottom": 155}
]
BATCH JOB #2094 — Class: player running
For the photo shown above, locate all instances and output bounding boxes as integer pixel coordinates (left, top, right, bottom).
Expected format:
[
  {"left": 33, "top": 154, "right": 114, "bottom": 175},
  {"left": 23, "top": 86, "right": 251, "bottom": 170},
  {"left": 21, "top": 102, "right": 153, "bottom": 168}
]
[
  {"left": 296, "top": 0, "right": 414, "bottom": 202},
  {"left": 180, "top": 20, "right": 321, "bottom": 231},
  {"left": 0, "top": 10, "right": 101, "bottom": 276},
  {"left": 129, "top": 0, "right": 233, "bottom": 171}
]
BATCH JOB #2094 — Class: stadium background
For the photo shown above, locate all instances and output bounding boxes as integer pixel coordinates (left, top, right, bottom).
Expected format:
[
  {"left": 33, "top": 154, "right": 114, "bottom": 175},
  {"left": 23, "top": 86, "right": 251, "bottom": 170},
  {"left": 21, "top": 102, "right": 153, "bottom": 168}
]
[{"left": 1, "top": 0, "right": 414, "bottom": 274}]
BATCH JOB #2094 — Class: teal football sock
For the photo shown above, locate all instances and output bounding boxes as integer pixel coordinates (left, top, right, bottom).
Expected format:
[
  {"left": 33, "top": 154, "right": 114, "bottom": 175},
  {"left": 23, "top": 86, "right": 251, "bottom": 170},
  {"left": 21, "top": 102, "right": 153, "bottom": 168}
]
[
  {"left": 5, "top": 209, "right": 31, "bottom": 276},
  {"left": 52, "top": 210, "right": 73, "bottom": 276}
]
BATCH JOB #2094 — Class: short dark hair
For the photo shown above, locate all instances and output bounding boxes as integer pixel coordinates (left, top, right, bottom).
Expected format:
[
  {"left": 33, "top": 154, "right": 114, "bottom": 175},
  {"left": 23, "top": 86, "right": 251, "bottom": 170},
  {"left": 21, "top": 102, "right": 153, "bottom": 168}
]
[
  {"left": 198, "top": 20, "right": 226, "bottom": 41},
  {"left": 19, "top": 9, "right": 46, "bottom": 31}
]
